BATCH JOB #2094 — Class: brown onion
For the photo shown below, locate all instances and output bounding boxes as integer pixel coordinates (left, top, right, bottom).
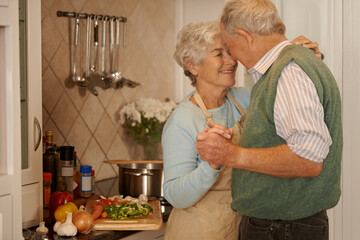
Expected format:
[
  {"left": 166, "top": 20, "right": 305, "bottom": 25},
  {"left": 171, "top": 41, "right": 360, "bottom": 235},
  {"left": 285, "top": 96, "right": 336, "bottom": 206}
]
[{"left": 72, "top": 205, "right": 94, "bottom": 234}]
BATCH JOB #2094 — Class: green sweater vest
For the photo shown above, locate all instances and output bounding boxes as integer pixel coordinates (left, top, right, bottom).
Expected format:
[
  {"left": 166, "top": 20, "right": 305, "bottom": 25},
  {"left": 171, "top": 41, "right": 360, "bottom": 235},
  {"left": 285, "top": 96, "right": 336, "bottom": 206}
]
[{"left": 232, "top": 44, "right": 343, "bottom": 220}]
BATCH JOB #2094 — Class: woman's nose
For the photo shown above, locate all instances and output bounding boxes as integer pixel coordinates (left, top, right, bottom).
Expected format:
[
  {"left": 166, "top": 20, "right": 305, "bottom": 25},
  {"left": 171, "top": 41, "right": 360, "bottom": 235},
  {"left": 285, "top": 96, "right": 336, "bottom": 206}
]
[{"left": 225, "top": 55, "right": 236, "bottom": 66}]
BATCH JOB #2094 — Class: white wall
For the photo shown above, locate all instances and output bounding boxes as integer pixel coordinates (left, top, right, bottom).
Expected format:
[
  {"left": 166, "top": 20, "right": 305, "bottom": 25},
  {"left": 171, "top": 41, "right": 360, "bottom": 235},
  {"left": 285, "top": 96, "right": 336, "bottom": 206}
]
[{"left": 342, "top": 0, "right": 360, "bottom": 238}]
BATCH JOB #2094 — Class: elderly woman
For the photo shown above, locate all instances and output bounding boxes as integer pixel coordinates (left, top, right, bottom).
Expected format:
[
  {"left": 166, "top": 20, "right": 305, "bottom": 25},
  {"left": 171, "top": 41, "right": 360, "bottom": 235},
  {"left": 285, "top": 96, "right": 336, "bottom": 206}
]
[{"left": 162, "top": 21, "right": 322, "bottom": 240}]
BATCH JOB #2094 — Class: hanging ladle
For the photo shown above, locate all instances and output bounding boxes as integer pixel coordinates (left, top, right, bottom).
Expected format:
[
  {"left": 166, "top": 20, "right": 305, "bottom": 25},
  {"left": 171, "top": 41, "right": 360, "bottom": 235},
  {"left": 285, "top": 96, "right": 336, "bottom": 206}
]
[
  {"left": 109, "top": 18, "right": 122, "bottom": 82},
  {"left": 102, "top": 17, "right": 116, "bottom": 85},
  {"left": 91, "top": 17, "right": 112, "bottom": 89},
  {"left": 72, "top": 16, "right": 85, "bottom": 83},
  {"left": 83, "top": 15, "right": 98, "bottom": 95},
  {"left": 96, "top": 17, "right": 112, "bottom": 88},
  {"left": 90, "top": 16, "right": 106, "bottom": 85},
  {"left": 113, "top": 18, "right": 140, "bottom": 89}
]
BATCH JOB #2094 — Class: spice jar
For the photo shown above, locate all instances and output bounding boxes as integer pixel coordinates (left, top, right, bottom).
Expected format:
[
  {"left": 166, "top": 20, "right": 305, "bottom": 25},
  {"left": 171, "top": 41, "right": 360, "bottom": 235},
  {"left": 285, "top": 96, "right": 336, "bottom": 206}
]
[
  {"left": 80, "top": 165, "right": 92, "bottom": 198},
  {"left": 43, "top": 172, "right": 52, "bottom": 208}
]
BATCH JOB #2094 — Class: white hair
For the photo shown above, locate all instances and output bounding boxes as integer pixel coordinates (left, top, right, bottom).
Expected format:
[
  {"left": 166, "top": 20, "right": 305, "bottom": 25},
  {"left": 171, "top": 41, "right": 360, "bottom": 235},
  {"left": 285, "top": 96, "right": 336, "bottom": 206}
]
[
  {"left": 221, "top": 0, "right": 285, "bottom": 36},
  {"left": 174, "top": 21, "right": 220, "bottom": 86}
]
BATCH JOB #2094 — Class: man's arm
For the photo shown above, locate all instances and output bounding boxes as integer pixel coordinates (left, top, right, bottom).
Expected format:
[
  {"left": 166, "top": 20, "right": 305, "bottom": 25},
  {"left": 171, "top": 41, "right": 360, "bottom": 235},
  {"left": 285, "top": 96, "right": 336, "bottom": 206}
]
[{"left": 195, "top": 132, "right": 323, "bottom": 178}]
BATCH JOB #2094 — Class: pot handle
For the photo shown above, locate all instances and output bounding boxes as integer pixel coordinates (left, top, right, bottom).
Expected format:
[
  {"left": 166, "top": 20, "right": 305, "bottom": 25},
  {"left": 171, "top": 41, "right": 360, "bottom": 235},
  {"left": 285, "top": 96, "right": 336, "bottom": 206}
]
[{"left": 123, "top": 171, "right": 154, "bottom": 177}]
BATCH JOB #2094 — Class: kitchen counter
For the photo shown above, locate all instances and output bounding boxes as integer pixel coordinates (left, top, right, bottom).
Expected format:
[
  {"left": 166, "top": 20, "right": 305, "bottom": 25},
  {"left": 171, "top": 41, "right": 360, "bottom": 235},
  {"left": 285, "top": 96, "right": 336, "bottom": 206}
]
[{"left": 23, "top": 177, "right": 171, "bottom": 240}]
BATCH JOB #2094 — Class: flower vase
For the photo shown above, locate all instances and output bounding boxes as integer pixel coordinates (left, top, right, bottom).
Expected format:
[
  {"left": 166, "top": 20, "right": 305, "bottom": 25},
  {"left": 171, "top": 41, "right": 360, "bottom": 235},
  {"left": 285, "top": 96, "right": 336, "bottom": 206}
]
[{"left": 142, "top": 141, "right": 160, "bottom": 160}]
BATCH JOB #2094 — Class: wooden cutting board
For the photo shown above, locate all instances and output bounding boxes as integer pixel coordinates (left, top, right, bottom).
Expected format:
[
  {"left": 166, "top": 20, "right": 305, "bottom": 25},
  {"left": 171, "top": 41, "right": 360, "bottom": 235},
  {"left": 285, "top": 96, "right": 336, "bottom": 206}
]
[{"left": 92, "top": 200, "right": 163, "bottom": 231}]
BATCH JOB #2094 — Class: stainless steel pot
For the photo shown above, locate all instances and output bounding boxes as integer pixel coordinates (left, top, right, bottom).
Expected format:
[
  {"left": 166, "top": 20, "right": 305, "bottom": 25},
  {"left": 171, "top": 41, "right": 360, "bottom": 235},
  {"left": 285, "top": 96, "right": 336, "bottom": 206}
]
[{"left": 117, "top": 162, "right": 164, "bottom": 199}]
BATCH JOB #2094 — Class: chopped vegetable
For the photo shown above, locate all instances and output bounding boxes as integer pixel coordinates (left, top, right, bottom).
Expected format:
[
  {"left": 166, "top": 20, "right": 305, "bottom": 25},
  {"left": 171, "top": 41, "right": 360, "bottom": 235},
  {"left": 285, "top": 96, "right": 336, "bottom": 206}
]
[
  {"left": 99, "top": 198, "right": 115, "bottom": 206},
  {"left": 103, "top": 201, "right": 153, "bottom": 220},
  {"left": 101, "top": 212, "right": 107, "bottom": 218},
  {"left": 90, "top": 202, "right": 104, "bottom": 220}
]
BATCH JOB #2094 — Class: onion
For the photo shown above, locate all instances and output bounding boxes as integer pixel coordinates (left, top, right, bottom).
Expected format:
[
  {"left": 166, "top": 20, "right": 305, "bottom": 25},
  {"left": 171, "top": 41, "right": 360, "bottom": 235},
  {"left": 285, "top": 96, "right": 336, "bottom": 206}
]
[{"left": 72, "top": 205, "right": 94, "bottom": 234}]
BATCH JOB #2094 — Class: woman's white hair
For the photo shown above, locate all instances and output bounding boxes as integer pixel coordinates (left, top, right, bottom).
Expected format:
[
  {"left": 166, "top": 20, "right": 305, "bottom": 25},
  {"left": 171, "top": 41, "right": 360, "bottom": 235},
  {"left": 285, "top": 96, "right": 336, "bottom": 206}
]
[
  {"left": 174, "top": 21, "right": 220, "bottom": 86},
  {"left": 221, "top": 0, "right": 285, "bottom": 36}
]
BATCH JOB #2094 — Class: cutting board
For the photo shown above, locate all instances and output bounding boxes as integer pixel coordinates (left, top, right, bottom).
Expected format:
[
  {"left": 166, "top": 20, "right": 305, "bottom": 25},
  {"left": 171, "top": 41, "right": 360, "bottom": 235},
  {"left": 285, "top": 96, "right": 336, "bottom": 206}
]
[{"left": 92, "top": 200, "right": 163, "bottom": 231}]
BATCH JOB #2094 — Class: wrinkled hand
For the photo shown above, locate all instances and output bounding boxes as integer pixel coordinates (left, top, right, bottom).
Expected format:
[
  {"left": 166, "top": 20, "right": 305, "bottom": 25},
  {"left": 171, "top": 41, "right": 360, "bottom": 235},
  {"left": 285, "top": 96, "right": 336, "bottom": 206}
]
[
  {"left": 196, "top": 127, "right": 237, "bottom": 168},
  {"left": 292, "top": 35, "right": 322, "bottom": 60},
  {"left": 207, "top": 123, "right": 233, "bottom": 140}
]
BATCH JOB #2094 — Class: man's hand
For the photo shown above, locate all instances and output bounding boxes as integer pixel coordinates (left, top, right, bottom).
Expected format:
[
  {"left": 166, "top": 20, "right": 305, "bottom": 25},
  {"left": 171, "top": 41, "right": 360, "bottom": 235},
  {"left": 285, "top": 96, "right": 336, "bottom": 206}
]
[
  {"left": 196, "top": 128, "right": 238, "bottom": 167},
  {"left": 292, "top": 35, "right": 323, "bottom": 60}
]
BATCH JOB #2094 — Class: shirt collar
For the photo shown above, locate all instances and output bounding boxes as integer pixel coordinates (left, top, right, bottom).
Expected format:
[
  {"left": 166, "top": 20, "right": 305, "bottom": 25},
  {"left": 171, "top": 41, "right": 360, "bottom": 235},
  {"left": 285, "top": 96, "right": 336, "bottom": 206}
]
[{"left": 248, "top": 40, "right": 291, "bottom": 83}]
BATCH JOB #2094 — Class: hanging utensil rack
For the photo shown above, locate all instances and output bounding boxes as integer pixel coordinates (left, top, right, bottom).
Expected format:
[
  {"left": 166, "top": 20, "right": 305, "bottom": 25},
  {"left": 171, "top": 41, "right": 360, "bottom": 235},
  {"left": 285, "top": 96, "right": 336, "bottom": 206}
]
[
  {"left": 57, "top": 11, "right": 126, "bottom": 23},
  {"left": 57, "top": 11, "right": 127, "bottom": 48},
  {"left": 57, "top": 11, "right": 139, "bottom": 95}
]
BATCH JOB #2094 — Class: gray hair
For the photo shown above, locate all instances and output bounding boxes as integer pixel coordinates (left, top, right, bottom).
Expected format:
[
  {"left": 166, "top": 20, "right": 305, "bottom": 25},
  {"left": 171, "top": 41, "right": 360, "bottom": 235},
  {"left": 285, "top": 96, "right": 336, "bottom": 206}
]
[
  {"left": 174, "top": 21, "right": 220, "bottom": 86},
  {"left": 221, "top": 0, "right": 285, "bottom": 37}
]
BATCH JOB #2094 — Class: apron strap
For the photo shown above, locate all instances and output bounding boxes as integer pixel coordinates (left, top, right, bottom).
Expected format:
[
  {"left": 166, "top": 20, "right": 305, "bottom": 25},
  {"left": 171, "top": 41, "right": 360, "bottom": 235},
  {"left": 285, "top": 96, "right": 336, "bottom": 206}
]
[
  {"left": 193, "top": 90, "right": 214, "bottom": 125},
  {"left": 193, "top": 90, "right": 247, "bottom": 125},
  {"left": 226, "top": 91, "right": 246, "bottom": 116}
]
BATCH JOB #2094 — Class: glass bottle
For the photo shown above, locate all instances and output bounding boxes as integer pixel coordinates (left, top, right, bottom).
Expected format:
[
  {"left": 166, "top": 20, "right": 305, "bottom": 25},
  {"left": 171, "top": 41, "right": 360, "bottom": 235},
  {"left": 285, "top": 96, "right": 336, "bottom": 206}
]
[
  {"left": 73, "top": 151, "right": 80, "bottom": 198},
  {"left": 53, "top": 144, "right": 65, "bottom": 191},
  {"left": 42, "top": 130, "right": 58, "bottom": 192}
]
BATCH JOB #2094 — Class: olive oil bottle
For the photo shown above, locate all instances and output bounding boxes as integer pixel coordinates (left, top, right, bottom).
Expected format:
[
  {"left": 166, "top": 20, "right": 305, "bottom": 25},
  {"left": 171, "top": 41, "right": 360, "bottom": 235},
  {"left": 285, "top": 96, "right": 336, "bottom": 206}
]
[{"left": 42, "top": 130, "right": 60, "bottom": 193}]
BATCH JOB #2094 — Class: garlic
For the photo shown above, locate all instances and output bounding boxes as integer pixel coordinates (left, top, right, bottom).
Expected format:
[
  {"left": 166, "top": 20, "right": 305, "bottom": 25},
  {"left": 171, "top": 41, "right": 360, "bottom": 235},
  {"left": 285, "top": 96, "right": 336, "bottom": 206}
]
[
  {"left": 55, "top": 212, "right": 77, "bottom": 236},
  {"left": 36, "top": 221, "right": 49, "bottom": 234},
  {"left": 138, "top": 194, "right": 148, "bottom": 204},
  {"left": 53, "top": 221, "right": 61, "bottom": 232}
]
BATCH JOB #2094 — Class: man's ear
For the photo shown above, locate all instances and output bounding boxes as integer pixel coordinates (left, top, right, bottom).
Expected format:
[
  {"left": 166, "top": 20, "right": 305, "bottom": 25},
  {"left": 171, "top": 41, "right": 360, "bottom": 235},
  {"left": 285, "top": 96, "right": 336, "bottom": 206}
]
[
  {"left": 236, "top": 29, "right": 253, "bottom": 47},
  {"left": 185, "top": 60, "right": 198, "bottom": 76}
]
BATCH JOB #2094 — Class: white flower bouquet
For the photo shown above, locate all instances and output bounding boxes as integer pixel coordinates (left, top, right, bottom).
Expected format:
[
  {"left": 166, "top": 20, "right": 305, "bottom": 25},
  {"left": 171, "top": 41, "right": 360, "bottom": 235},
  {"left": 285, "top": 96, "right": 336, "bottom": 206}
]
[{"left": 119, "top": 98, "right": 176, "bottom": 159}]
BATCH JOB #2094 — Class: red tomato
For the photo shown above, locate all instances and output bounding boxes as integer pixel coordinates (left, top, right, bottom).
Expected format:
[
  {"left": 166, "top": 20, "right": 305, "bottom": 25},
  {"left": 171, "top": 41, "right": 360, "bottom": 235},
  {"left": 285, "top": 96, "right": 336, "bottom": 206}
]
[
  {"left": 49, "top": 191, "right": 73, "bottom": 220},
  {"left": 99, "top": 198, "right": 114, "bottom": 206}
]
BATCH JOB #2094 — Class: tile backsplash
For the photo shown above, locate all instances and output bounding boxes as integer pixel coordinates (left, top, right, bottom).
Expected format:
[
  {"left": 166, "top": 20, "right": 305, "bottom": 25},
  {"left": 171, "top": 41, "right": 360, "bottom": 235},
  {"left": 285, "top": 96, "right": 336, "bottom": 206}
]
[{"left": 41, "top": 0, "right": 175, "bottom": 181}]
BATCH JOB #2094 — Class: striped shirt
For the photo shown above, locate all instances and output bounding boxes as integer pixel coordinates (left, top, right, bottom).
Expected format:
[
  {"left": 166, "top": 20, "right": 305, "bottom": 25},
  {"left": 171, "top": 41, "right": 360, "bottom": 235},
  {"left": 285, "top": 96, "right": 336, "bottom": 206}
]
[{"left": 248, "top": 40, "right": 332, "bottom": 163}]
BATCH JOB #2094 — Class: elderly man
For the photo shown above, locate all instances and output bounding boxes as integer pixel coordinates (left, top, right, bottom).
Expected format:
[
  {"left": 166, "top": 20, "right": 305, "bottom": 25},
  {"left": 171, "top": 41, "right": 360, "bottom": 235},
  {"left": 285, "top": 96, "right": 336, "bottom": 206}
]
[{"left": 195, "top": 0, "right": 342, "bottom": 239}]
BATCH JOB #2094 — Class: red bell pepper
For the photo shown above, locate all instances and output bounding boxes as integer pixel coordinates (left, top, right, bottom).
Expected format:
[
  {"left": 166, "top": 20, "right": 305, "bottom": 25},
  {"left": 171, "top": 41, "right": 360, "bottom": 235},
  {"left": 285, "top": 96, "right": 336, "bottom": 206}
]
[{"left": 49, "top": 191, "right": 73, "bottom": 220}]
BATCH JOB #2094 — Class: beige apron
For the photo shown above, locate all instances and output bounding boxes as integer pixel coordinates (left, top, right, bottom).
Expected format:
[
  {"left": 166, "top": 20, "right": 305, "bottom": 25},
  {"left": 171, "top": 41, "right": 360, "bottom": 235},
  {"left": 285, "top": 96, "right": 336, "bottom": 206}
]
[{"left": 165, "top": 91, "right": 247, "bottom": 240}]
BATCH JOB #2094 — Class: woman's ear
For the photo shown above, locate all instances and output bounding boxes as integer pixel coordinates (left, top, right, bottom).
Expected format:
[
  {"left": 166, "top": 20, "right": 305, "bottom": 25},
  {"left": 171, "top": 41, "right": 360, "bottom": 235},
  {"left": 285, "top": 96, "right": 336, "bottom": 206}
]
[
  {"left": 236, "top": 29, "right": 253, "bottom": 47},
  {"left": 185, "top": 59, "right": 198, "bottom": 76}
]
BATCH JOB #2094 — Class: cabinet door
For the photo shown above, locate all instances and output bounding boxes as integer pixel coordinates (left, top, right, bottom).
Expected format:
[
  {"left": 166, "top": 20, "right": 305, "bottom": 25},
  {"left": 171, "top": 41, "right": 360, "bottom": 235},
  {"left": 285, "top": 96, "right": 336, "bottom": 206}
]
[
  {"left": 22, "top": 183, "right": 41, "bottom": 229},
  {"left": 20, "top": 0, "right": 42, "bottom": 185},
  {"left": 19, "top": 0, "right": 43, "bottom": 228},
  {"left": 0, "top": 0, "right": 24, "bottom": 238},
  {"left": 0, "top": 195, "right": 13, "bottom": 240}
]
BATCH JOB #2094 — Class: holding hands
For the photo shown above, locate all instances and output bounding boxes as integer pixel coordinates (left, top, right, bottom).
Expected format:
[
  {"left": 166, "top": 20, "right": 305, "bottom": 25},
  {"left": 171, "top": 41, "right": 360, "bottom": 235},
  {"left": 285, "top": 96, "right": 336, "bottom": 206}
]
[{"left": 196, "top": 123, "right": 237, "bottom": 169}]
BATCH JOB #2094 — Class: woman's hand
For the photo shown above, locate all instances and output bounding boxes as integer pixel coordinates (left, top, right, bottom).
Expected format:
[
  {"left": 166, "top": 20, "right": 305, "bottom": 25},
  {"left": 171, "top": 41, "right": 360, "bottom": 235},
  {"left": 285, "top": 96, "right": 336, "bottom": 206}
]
[
  {"left": 292, "top": 35, "right": 323, "bottom": 60},
  {"left": 207, "top": 123, "right": 233, "bottom": 140},
  {"left": 198, "top": 123, "right": 233, "bottom": 169}
]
